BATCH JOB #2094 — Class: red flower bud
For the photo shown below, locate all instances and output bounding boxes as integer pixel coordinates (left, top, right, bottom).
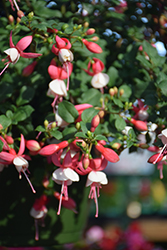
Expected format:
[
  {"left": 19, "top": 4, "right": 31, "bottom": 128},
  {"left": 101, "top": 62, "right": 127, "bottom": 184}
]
[
  {"left": 38, "top": 141, "right": 68, "bottom": 156},
  {"left": 82, "top": 39, "right": 102, "bottom": 54},
  {"left": 86, "top": 28, "right": 95, "bottom": 35},
  {"left": 26, "top": 140, "right": 41, "bottom": 152},
  {"left": 95, "top": 142, "right": 119, "bottom": 163},
  {"left": 4, "top": 135, "right": 14, "bottom": 145},
  {"left": 17, "top": 10, "right": 24, "bottom": 18},
  {"left": 22, "top": 61, "right": 37, "bottom": 77},
  {"left": 91, "top": 115, "right": 100, "bottom": 128},
  {"left": 130, "top": 118, "right": 147, "bottom": 131}
]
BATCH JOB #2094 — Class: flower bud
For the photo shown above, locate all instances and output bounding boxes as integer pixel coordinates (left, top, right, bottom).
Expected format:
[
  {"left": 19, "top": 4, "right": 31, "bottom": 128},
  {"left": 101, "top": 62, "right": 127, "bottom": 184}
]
[
  {"left": 98, "top": 110, "right": 105, "bottom": 119},
  {"left": 16, "top": 17, "right": 21, "bottom": 23},
  {"left": 91, "top": 114, "right": 100, "bottom": 128},
  {"left": 51, "top": 122, "right": 56, "bottom": 128},
  {"left": 86, "top": 28, "right": 95, "bottom": 35},
  {"left": 82, "top": 39, "right": 102, "bottom": 54},
  {"left": 26, "top": 140, "right": 41, "bottom": 152},
  {"left": 28, "top": 12, "right": 34, "bottom": 19},
  {"left": 83, "top": 154, "right": 90, "bottom": 169},
  {"left": 4, "top": 135, "right": 14, "bottom": 145},
  {"left": 91, "top": 36, "right": 99, "bottom": 42},
  {"left": 113, "top": 86, "right": 118, "bottom": 95},
  {"left": 84, "top": 22, "right": 89, "bottom": 28},
  {"left": 109, "top": 88, "right": 115, "bottom": 96},
  {"left": 148, "top": 153, "right": 163, "bottom": 164},
  {"left": 17, "top": 10, "right": 24, "bottom": 18},
  {"left": 8, "top": 15, "right": 14, "bottom": 24},
  {"left": 44, "top": 120, "right": 49, "bottom": 128},
  {"left": 76, "top": 122, "right": 81, "bottom": 130},
  {"left": 130, "top": 118, "right": 147, "bottom": 131},
  {"left": 119, "top": 89, "right": 124, "bottom": 96},
  {"left": 112, "top": 142, "right": 121, "bottom": 150},
  {"left": 22, "top": 61, "right": 37, "bottom": 77}
]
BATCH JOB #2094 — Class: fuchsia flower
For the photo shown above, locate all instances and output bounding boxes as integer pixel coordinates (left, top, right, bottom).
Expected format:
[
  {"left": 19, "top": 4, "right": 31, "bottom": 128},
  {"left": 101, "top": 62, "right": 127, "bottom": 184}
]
[
  {"left": 84, "top": 58, "right": 109, "bottom": 89},
  {"left": 86, "top": 157, "right": 108, "bottom": 217},
  {"left": 132, "top": 99, "right": 149, "bottom": 121},
  {"left": 30, "top": 195, "right": 48, "bottom": 241},
  {"left": 0, "top": 134, "right": 36, "bottom": 193},
  {"left": 129, "top": 118, "right": 148, "bottom": 131},
  {"left": 47, "top": 59, "right": 73, "bottom": 107},
  {"left": 52, "top": 150, "right": 79, "bottom": 215},
  {"left": 52, "top": 36, "right": 73, "bottom": 63},
  {"left": 0, "top": 31, "right": 42, "bottom": 76},
  {"left": 38, "top": 140, "right": 69, "bottom": 156},
  {"left": 54, "top": 191, "right": 78, "bottom": 213}
]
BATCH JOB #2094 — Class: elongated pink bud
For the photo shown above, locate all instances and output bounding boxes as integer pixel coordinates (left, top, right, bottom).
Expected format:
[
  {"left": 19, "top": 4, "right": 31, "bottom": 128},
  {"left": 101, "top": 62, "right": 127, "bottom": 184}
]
[
  {"left": 4, "top": 135, "right": 14, "bottom": 145},
  {"left": 82, "top": 39, "right": 102, "bottom": 54},
  {"left": 26, "top": 140, "right": 41, "bottom": 152},
  {"left": 91, "top": 115, "right": 100, "bottom": 128},
  {"left": 95, "top": 143, "right": 119, "bottom": 163},
  {"left": 22, "top": 61, "right": 37, "bottom": 76},
  {"left": 83, "top": 154, "right": 90, "bottom": 169},
  {"left": 38, "top": 141, "right": 68, "bottom": 156},
  {"left": 148, "top": 153, "right": 163, "bottom": 163},
  {"left": 130, "top": 118, "right": 147, "bottom": 131}
]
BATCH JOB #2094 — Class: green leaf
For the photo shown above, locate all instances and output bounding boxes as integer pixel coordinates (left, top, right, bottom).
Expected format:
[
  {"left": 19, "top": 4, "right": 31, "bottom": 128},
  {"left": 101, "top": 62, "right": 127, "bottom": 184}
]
[
  {"left": 81, "top": 108, "right": 99, "bottom": 123},
  {"left": 94, "top": 135, "right": 108, "bottom": 141},
  {"left": 0, "top": 83, "right": 13, "bottom": 101},
  {"left": 0, "top": 115, "right": 12, "bottom": 129},
  {"left": 158, "top": 80, "right": 167, "bottom": 97},
  {"left": 119, "top": 85, "right": 132, "bottom": 101},
  {"left": 16, "top": 86, "right": 35, "bottom": 106},
  {"left": 58, "top": 101, "right": 78, "bottom": 123},
  {"left": 78, "top": 88, "right": 101, "bottom": 106},
  {"left": 62, "top": 126, "right": 77, "bottom": 140},
  {"left": 107, "top": 67, "right": 119, "bottom": 87},
  {"left": 113, "top": 97, "right": 123, "bottom": 108},
  {"left": 115, "top": 117, "right": 126, "bottom": 131},
  {"left": 35, "top": 125, "right": 46, "bottom": 132},
  {"left": 50, "top": 128, "right": 62, "bottom": 140},
  {"left": 80, "top": 121, "right": 88, "bottom": 134},
  {"left": 0, "top": 140, "right": 3, "bottom": 152},
  {"left": 75, "top": 132, "right": 88, "bottom": 138},
  {"left": 12, "top": 105, "right": 34, "bottom": 124}
]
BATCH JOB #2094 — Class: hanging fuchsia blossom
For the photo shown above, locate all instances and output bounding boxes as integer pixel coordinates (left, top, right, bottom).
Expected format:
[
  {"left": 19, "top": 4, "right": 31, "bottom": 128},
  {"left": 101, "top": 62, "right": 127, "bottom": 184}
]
[
  {"left": 84, "top": 58, "right": 109, "bottom": 89},
  {"left": 132, "top": 99, "right": 149, "bottom": 121},
  {"left": 47, "top": 59, "right": 73, "bottom": 106},
  {"left": 30, "top": 195, "right": 48, "bottom": 241},
  {"left": 52, "top": 150, "right": 79, "bottom": 215},
  {"left": 0, "top": 31, "right": 42, "bottom": 76},
  {"left": 52, "top": 36, "right": 73, "bottom": 63},
  {"left": 0, "top": 134, "right": 35, "bottom": 193}
]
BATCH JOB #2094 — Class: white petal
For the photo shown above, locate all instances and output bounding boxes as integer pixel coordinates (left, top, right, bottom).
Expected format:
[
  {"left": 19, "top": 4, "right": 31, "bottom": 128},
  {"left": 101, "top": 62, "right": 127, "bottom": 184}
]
[
  {"left": 49, "top": 79, "right": 67, "bottom": 97},
  {"left": 64, "top": 168, "right": 79, "bottom": 182},
  {"left": 59, "top": 49, "right": 74, "bottom": 63},
  {"left": 88, "top": 171, "right": 107, "bottom": 183},
  {"left": 52, "top": 168, "right": 68, "bottom": 181},
  {"left": 4, "top": 48, "right": 20, "bottom": 64},
  {"left": 158, "top": 129, "right": 167, "bottom": 145},
  {"left": 30, "top": 207, "right": 47, "bottom": 219},
  {"left": 13, "top": 156, "right": 28, "bottom": 173},
  {"left": 91, "top": 73, "right": 109, "bottom": 88},
  {"left": 86, "top": 178, "right": 93, "bottom": 187}
]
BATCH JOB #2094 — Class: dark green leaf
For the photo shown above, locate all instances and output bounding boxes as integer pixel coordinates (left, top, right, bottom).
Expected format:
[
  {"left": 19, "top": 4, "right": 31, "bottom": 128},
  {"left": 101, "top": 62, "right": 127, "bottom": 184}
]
[
  {"left": 81, "top": 108, "right": 99, "bottom": 123},
  {"left": 115, "top": 117, "right": 126, "bottom": 131},
  {"left": 58, "top": 101, "right": 78, "bottom": 123},
  {"left": 0, "top": 115, "right": 12, "bottom": 129}
]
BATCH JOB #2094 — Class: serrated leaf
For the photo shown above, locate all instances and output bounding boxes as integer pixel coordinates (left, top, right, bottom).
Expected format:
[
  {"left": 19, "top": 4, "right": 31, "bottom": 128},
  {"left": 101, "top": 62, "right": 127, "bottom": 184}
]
[
  {"left": 58, "top": 101, "right": 78, "bottom": 123},
  {"left": 81, "top": 108, "right": 99, "bottom": 123}
]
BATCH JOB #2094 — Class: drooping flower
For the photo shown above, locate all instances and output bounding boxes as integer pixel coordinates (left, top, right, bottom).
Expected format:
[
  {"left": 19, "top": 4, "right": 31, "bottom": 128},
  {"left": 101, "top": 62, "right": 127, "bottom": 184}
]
[
  {"left": 30, "top": 195, "right": 48, "bottom": 241},
  {"left": 52, "top": 150, "right": 79, "bottom": 215},
  {"left": 0, "top": 134, "right": 35, "bottom": 193},
  {"left": 132, "top": 99, "right": 149, "bottom": 121},
  {"left": 38, "top": 140, "right": 69, "bottom": 156},
  {"left": 83, "top": 58, "right": 104, "bottom": 76},
  {"left": 86, "top": 170, "right": 108, "bottom": 217},
  {"left": 0, "top": 31, "right": 42, "bottom": 76}
]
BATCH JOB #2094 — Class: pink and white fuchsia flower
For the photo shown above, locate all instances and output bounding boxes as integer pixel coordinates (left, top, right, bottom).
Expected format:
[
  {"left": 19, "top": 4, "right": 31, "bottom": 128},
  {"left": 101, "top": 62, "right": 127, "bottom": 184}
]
[
  {"left": 86, "top": 157, "right": 108, "bottom": 217},
  {"left": 52, "top": 150, "right": 79, "bottom": 215},
  {"left": 0, "top": 31, "right": 42, "bottom": 76},
  {"left": 0, "top": 134, "right": 36, "bottom": 193}
]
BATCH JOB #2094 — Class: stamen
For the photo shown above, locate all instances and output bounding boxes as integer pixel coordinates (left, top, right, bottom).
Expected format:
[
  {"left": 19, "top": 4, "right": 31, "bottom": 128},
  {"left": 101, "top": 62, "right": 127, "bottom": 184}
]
[
  {"left": 57, "top": 181, "right": 64, "bottom": 215},
  {"left": 34, "top": 219, "right": 39, "bottom": 241},
  {"left": 22, "top": 170, "right": 36, "bottom": 193},
  {"left": 13, "top": 0, "right": 20, "bottom": 11},
  {"left": 0, "top": 63, "right": 10, "bottom": 76}
]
